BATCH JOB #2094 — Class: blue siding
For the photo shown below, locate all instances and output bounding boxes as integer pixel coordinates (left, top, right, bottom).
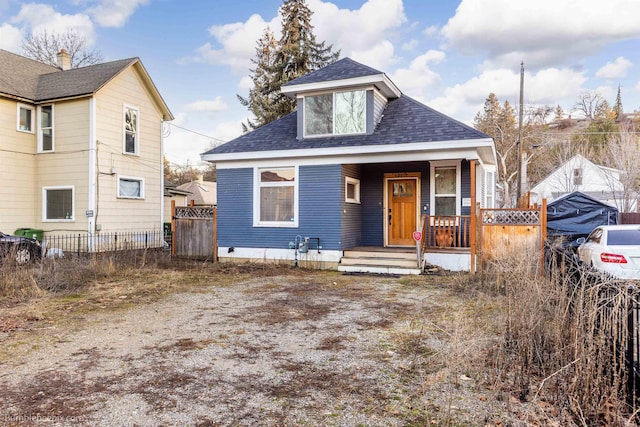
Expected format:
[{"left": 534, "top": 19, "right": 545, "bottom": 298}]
[
  {"left": 360, "top": 162, "right": 430, "bottom": 247},
  {"left": 217, "top": 165, "right": 343, "bottom": 250},
  {"left": 341, "top": 164, "right": 362, "bottom": 248},
  {"left": 461, "top": 160, "right": 471, "bottom": 215}
]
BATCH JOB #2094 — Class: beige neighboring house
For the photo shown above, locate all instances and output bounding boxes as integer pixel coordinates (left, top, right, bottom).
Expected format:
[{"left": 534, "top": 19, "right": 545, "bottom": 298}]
[
  {"left": 176, "top": 177, "right": 217, "bottom": 206},
  {"left": 163, "top": 181, "right": 190, "bottom": 223},
  {"left": 0, "top": 49, "right": 173, "bottom": 236}
]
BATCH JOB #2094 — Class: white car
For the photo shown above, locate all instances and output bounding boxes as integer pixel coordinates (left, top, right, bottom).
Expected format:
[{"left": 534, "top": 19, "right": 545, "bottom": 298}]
[{"left": 577, "top": 225, "right": 640, "bottom": 280}]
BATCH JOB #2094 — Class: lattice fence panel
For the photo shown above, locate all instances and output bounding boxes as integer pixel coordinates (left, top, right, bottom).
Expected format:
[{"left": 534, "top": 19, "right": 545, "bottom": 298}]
[
  {"left": 482, "top": 209, "right": 540, "bottom": 225},
  {"left": 175, "top": 206, "right": 215, "bottom": 219}
]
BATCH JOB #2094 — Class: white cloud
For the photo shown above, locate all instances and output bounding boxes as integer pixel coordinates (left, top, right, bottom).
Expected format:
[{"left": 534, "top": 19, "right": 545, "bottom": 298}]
[
  {"left": 351, "top": 40, "right": 395, "bottom": 70},
  {"left": 309, "top": 0, "right": 405, "bottom": 64},
  {"left": 427, "top": 67, "right": 587, "bottom": 123},
  {"left": 86, "top": 0, "right": 149, "bottom": 28},
  {"left": 237, "top": 75, "right": 253, "bottom": 92},
  {"left": 595, "top": 56, "right": 632, "bottom": 79},
  {"left": 401, "top": 39, "right": 417, "bottom": 51},
  {"left": 184, "top": 97, "right": 229, "bottom": 113},
  {"left": 423, "top": 25, "right": 438, "bottom": 37},
  {"left": 164, "top": 119, "right": 242, "bottom": 166},
  {"left": 389, "top": 50, "right": 445, "bottom": 99},
  {"left": 192, "top": 13, "right": 279, "bottom": 74},
  {"left": 0, "top": 23, "right": 22, "bottom": 51},
  {"left": 11, "top": 4, "right": 95, "bottom": 44},
  {"left": 441, "top": 0, "right": 640, "bottom": 69}
]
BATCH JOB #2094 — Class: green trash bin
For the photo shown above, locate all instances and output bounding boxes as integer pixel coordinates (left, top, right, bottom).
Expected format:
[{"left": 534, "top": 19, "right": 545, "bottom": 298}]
[
  {"left": 14, "top": 228, "right": 30, "bottom": 237},
  {"left": 27, "top": 229, "right": 43, "bottom": 242},
  {"left": 14, "top": 228, "right": 43, "bottom": 242}
]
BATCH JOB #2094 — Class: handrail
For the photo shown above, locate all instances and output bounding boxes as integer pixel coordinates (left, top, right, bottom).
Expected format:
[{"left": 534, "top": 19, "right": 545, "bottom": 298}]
[{"left": 422, "top": 215, "right": 471, "bottom": 249}]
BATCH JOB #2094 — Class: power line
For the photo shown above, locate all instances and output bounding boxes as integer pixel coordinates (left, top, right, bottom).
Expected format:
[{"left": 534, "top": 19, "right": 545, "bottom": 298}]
[{"left": 163, "top": 122, "right": 228, "bottom": 145}]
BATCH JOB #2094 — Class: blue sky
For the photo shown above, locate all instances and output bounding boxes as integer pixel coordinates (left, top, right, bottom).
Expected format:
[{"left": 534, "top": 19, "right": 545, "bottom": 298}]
[{"left": 1, "top": 0, "right": 639, "bottom": 167}]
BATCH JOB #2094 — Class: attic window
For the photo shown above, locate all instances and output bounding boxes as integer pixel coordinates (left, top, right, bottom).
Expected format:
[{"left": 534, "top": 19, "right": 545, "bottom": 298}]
[
  {"left": 573, "top": 168, "right": 583, "bottom": 186},
  {"left": 304, "top": 90, "right": 365, "bottom": 136}
]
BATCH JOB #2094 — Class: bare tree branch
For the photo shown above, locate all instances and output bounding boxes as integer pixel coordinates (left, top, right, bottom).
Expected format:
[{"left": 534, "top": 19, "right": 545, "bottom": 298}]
[{"left": 22, "top": 30, "right": 103, "bottom": 68}]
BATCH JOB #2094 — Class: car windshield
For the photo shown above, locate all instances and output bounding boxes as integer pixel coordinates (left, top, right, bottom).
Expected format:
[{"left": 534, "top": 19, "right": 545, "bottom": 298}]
[{"left": 608, "top": 229, "right": 640, "bottom": 245}]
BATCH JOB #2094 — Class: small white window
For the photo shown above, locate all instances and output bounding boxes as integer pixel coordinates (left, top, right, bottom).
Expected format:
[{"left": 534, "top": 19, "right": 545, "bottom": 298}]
[
  {"left": 345, "top": 177, "right": 360, "bottom": 204},
  {"left": 118, "top": 176, "right": 144, "bottom": 199},
  {"left": 573, "top": 168, "right": 583, "bottom": 186},
  {"left": 430, "top": 161, "right": 461, "bottom": 217},
  {"left": 484, "top": 171, "right": 495, "bottom": 208},
  {"left": 254, "top": 167, "right": 298, "bottom": 227},
  {"left": 38, "top": 105, "right": 54, "bottom": 152},
  {"left": 17, "top": 104, "right": 35, "bottom": 133},
  {"left": 43, "top": 186, "right": 74, "bottom": 221},
  {"left": 123, "top": 105, "right": 139, "bottom": 155}
]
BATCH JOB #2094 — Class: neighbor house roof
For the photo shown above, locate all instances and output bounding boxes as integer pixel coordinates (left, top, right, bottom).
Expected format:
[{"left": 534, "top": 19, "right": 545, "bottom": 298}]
[
  {"left": 204, "top": 95, "right": 489, "bottom": 155},
  {"left": 176, "top": 180, "right": 217, "bottom": 205},
  {"left": 0, "top": 49, "right": 173, "bottom": 120}
]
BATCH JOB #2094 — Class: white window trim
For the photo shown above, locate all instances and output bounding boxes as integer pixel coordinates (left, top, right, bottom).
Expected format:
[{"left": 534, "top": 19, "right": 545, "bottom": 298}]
[
  {"left": 484, "top": 170, "right": 495, "bottom": 208},
  {"left": 123, "top": 104, "right": 140, "bottom": 155},
  {"left": 429, "top": 160, "right": 461, "bottom": 217},
  {"left": 37, "top": 104, "right": 54, "bottom": 152},
  {"left": 42, "top": 185, "right": 75, "bottom": 222},
  {"left": 253, "top": 166, "right": 299, "bottom": 228},
  {"left": 302, "top": 89, "right": 367, "bottom": 138},
  {"left": 16, "top": 103, "right": 35, "bottom": 133},
  {"left": 345, "top": 176, "right": 361, "bottom": 204},
  {"left": 117, "top": 175, "right": 145, "bottom": 199}
]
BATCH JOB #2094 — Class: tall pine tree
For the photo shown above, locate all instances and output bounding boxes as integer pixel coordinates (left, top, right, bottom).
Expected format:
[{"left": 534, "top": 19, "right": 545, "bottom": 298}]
[{"left": 239, "top": 0, "right": 339, "bottom": 131}]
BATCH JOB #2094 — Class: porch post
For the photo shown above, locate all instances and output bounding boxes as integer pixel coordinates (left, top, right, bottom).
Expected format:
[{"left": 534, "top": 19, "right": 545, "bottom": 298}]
[{"left": 470, "top": 160, "right": 477, "bottom": 274}]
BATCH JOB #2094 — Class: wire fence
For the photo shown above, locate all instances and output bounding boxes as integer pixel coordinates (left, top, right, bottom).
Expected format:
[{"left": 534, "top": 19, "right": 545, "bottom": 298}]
[{"left": 42, "top": 230, "right": 170, "bottom": 257}]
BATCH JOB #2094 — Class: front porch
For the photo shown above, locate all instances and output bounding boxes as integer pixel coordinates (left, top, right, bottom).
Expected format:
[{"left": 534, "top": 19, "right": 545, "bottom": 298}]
[{"left": 338, "top": 214, "right": 474, "bottom": 275}]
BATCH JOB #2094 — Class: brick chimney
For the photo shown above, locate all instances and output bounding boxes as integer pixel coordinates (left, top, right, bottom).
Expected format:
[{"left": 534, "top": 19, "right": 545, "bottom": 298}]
[{"left": 56, "top": 49, "right": 71, "bottom": 70}]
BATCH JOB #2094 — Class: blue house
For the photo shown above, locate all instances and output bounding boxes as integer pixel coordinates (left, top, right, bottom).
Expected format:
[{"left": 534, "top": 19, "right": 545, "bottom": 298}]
[{"left": 202, "top": 58, "right": 496, "bottom": 273}]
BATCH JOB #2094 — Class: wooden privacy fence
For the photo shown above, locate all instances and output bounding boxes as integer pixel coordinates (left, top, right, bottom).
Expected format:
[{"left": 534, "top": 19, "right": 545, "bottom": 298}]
[
  {"left": 621, "top": 212, "right": 640, "bottom": 224},
  {"left": 479, "top": 202, "right": 547, "bottom": 270},
  {"left": 171, "top": 201, "right": 217, "bottom": 261}
]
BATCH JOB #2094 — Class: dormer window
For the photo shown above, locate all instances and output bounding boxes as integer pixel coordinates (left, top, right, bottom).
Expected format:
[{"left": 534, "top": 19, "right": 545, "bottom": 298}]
[{"left": 304, "top": 90, "right": 365, "bottom": 136}]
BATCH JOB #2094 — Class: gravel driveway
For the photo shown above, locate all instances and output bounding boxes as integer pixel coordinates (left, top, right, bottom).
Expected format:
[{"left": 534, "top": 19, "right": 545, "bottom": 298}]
[{"left": 1, "top": 271, "right": 508, "bottom": 426}]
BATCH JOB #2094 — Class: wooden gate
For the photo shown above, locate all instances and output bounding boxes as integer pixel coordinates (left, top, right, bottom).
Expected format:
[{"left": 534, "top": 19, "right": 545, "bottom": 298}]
[
  {"left": 479, "top": 203, "right": 547, "bottom": 270},
  {"left": 171, "top": 202, "right": 217, "bottom": 261}
]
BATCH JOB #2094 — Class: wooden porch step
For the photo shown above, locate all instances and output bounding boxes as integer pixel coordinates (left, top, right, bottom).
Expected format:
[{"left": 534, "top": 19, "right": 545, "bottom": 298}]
[{"left": 339, "top": 248, "right": 421, "bottom": 275}]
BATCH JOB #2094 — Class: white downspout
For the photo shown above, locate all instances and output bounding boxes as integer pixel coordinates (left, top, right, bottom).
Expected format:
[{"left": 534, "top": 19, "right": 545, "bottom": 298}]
[{"left": 88, "top": 97, "right": 97, "bottom": 237}]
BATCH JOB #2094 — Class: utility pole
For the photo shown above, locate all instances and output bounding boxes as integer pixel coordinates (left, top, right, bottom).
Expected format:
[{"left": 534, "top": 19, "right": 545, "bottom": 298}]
[{"left": 516, "top": 61, "right": 524, "bottom": 206}]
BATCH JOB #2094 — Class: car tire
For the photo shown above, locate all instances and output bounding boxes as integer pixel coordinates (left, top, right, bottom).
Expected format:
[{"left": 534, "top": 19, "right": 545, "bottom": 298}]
[{"left": 15, "top": 245, "right": 33, "bottom": 265}]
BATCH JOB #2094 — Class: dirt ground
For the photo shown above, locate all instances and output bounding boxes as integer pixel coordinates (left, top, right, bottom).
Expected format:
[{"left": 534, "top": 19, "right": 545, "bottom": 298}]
[{"left": 0, "top": 268, "right": 521, "bottom": 426}]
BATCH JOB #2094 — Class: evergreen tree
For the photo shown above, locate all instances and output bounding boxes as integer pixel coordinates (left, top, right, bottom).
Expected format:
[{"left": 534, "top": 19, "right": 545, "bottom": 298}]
[
  {"left": 613, "top": 84, "right": 623, "bottom": 120},
  {"left": 239, "top": 0, "right": 339, "bottom": 131},
  {"left": 237, "top": 28, "right": 279, "bottom": 132}
]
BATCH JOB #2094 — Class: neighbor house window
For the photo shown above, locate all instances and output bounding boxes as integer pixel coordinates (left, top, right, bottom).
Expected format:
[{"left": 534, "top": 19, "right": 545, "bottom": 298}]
[
  {"left": 123, "top": 105, "right": 139, "bottom": 154},
  {"left": 43, "top": 186, "right": 74, "bottom": 221},
  {"left": 254, "top": 167, "right": 298, "bottom": 227},
  {"left": 118, "top": 176, "right": 144, "bottom": 199},
  {"left": 430, "top": 161, "right": 460, "bottom": 217},
  {"left": 38, "top": 105, "right": 54, "bottom": 152},
  {"left": 304, "top": 90, "right": 366, "bottom": 136},
  {"left": 573, "top": 167, "right": 583, "bottom": 186},
  {"left": 345, "top": 177, "right": 360, "bottom": 204},
  {"left": 17, "top": 104, "right": 34, "bottom": 132}
]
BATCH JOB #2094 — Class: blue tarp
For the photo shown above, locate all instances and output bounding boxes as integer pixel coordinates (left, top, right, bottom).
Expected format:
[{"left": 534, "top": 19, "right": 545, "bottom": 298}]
[{"left": 547, "top": 192, "right": 618, "bottom": 240}]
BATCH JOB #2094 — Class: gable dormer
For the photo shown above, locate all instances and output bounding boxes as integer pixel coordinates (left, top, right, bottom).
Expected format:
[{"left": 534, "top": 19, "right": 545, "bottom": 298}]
[{"left": 280, "top": 58, "right": 401, "bottom": 140}]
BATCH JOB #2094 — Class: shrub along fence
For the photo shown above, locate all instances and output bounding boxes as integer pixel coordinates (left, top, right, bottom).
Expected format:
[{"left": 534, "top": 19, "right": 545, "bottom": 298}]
[{"left": 546, "top": 243, "right": 640, "bottom": 417}]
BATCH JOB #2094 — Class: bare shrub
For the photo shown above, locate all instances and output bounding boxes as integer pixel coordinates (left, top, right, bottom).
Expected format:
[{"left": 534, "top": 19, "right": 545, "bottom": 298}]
[{"left": 484, "top": 248, "right": 635, "bottom": 424}]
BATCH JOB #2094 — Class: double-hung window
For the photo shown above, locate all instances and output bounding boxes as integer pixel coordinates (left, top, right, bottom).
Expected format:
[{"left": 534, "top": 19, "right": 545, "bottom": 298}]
[
  {"left": 430, "top": 161, "right": 460, "bottom": 217},
  {"left": 38, "top": 105, "right": 54, "bottom": 152},
  {"left": 254, "top": 167, "right": 298, "bottom": 227},
  {"left": 123, "top": 105, "right": 139, "bottom": 155},
  {"left": 304, "top": 90, "right": 366, "bottom": 136},
  {"left": 17, "top": 104, "right": 34, "bottom": 133},
  {"left": 118, "top": 176, "right": 144, "bottom": 199},
  {"left": 43, "top": 186, "right": 74, "bottom": 221}
]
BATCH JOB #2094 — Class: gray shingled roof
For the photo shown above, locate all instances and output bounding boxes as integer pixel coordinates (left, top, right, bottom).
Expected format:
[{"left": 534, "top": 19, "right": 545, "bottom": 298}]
[
  {"left": 0, "top": 50, "right": 58, "bottom": 100},
  {"left": 282, "top": 57, "right": 383, "bottom": 87},
  {"left": 36, "top": 58, "right": 137, "bottom": 101},
  {"left": 0, "top": 49, "right": 137, "bottom": 101},
  {"left": 204, "top": 95, "right": 489, "bottom": 156}
]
